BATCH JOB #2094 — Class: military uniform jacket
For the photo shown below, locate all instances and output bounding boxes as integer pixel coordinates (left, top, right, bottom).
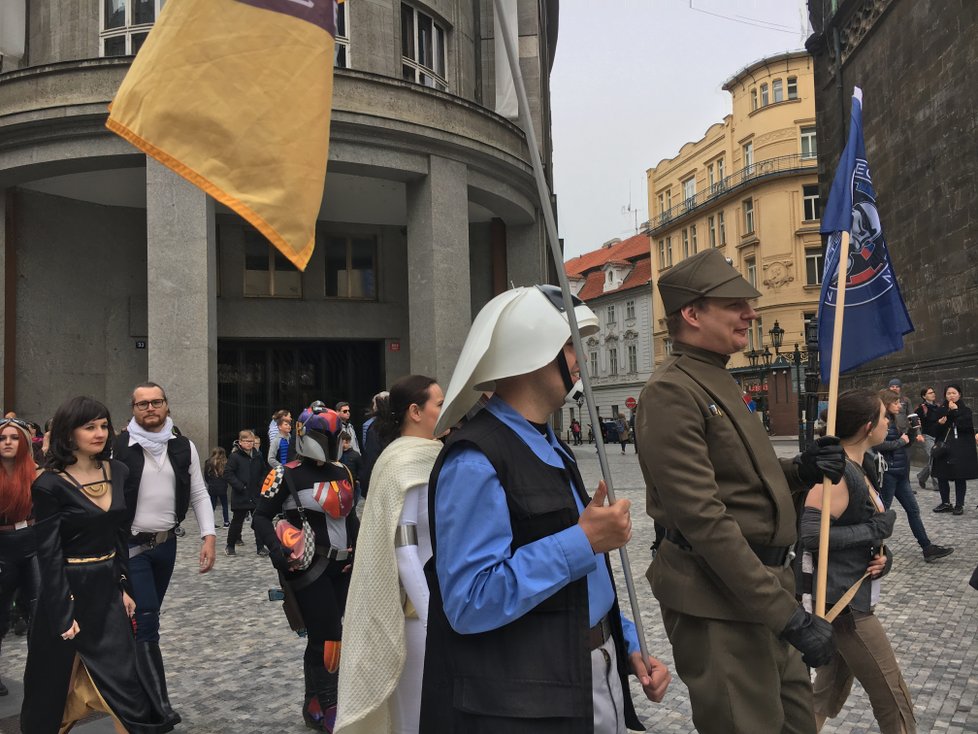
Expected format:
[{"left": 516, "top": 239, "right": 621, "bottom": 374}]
[{"left": 636, "top": 342, "right": 808, "bottom": 633}]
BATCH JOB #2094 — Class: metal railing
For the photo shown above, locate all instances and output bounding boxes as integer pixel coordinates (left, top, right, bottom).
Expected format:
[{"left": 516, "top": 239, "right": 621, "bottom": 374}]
[{"left": 647, "top": 153, "right": 817, "bottom": 234}]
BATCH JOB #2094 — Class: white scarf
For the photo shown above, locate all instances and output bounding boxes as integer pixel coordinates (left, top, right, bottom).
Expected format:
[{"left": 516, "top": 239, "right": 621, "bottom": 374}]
[
  {"left": 127, "top": 416, "right": 175, "bottom": 468},
  {"left": 335, "top": 436, "right": 442, "bottom": 734}
]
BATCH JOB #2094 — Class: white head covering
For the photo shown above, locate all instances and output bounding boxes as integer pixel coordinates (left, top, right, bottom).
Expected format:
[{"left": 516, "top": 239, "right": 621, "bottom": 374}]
[{"left": 434, "top": 285, "right": 598, "bottom": 435}]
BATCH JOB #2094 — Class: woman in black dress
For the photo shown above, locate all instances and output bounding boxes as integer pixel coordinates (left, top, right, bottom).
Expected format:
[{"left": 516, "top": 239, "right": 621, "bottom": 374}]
[
  {"left": 21, "top": 396, "right": 174, "bottom": 733},
  {"left": 931, "top": 384, "right": 978, "bottom": 515}
]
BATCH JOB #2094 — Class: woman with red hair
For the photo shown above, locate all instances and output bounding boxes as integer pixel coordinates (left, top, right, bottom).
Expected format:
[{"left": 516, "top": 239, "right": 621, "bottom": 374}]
[{"left": 0, "top": 416, "right": 40, "bottom": 695}]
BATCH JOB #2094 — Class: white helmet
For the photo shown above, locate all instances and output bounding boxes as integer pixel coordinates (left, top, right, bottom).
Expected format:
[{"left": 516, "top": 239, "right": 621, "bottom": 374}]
[{"left": 434, "top": 285, "right": 598, "bottom": 435}]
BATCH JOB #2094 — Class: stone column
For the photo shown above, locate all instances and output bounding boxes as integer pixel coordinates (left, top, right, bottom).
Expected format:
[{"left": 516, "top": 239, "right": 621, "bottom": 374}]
[
  {"left": 0, "top": 191, "right": 7, "bottom": 410},
  {"left": 145, "top": 159, "right": 217, "bottom": 453},
  {"left": 405, "top": 156, "right": 471, "bottom": 387}
]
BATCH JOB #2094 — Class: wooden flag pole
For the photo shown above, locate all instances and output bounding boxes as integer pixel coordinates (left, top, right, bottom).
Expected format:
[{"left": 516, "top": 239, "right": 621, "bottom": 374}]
[
  {"left": 492, "top": 0, "right": 650, "bottom": 661},
  {"left": 815, "top": 230, "right": 851, "bottom": 618}
]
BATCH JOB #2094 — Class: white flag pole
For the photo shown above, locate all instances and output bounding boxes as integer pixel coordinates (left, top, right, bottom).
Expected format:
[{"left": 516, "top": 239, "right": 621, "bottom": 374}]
[{"left": 493, "top": 0, "right": 649, "bottom": 661}]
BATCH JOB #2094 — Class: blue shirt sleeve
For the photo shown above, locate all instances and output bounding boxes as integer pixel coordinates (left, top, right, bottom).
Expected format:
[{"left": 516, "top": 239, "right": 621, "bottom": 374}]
[
  {"left": 619, "top": 614, "right": 640, "bottom": 657},
  {"left": 435, "top": 446, "right": 598, "bottom": 634}
]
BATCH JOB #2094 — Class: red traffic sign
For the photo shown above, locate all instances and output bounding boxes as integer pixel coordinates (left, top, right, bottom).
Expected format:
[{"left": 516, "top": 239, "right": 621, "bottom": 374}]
[{"left": 625, "top": 397, "right": 637, "bottom": 410}]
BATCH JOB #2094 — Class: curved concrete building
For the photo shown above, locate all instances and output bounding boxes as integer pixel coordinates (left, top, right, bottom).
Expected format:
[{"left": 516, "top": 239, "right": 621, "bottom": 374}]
[{"left": 0, "top": 0, "right": 559, "bottom": 448}]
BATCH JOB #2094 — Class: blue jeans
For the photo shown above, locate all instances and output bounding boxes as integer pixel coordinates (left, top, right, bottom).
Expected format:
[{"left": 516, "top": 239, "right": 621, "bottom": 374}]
[
  {"left": 128, "top": 536, "right": 178, "bottom": 643},
  {"left": 881, "top": 471, "right": 930, "bottom": 549}
]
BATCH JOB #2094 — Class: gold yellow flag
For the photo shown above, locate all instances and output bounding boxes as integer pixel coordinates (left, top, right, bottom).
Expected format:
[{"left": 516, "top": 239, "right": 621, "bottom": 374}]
[{"left": 106, "top": 0, "right": 338, "bottom": 271}]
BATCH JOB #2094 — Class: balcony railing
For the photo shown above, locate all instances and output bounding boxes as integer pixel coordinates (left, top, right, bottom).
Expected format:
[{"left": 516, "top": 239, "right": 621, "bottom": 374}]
[{"left": 646, "top": 153, "right": 817, "bottom": 234}]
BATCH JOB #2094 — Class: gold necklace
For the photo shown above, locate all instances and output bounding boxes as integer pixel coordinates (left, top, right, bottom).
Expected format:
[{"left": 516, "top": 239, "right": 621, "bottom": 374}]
[{"left": 80, "top": 480, "right": 109, "bottom": 499}]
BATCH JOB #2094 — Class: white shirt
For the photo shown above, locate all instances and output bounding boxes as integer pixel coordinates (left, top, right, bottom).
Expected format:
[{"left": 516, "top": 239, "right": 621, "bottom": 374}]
[{"left": 130, "top": 439, "right": 216, "bottom": 537}]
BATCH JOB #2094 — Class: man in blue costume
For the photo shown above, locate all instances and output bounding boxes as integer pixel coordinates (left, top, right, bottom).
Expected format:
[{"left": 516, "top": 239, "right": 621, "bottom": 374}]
[{"left": 421, "top": 285, "right": 670, "bottom": 733}]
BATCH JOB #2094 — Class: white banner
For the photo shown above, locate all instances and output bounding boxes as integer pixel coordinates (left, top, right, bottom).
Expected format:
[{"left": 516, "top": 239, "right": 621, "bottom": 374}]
[
  {"left": 493, "top": 0, "right": 518, "bottom": 121},
  {"left": 0, "top": 0, "right": 26, "bottom": 61}
]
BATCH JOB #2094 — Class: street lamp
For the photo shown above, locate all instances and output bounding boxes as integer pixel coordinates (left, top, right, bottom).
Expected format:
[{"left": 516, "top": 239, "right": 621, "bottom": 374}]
[
  {"left": 761, "top": 347, "right": 772, "bottom": 368},
  {"left": 804, "top": 317, "right": 821, "bottom": 446},
  {"left": 769, "top": 320, "right": 785, "bottom": 355},
  {"left": 793, "top": 343, "right": 805, "bottom": 451},
  {"left": 745, "top": 349, "right": 759, "bottom": 368}
]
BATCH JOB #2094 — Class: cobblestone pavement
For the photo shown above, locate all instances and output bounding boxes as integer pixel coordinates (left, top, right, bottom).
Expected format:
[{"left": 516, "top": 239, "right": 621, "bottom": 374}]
[{"left": 1, "top": 439, "right": 976, "bottom": 732}]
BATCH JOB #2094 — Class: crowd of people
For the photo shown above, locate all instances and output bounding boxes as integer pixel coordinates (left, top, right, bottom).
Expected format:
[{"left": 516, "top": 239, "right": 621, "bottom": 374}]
[{"left": 0, "top": 257, "right": 976, "bottom": 733}]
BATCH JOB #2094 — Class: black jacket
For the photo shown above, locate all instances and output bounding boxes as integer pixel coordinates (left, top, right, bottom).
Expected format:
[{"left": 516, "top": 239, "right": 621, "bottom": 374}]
[
  {"left": 224, "top": 445, "right": 270, "bottom": 511},
  {"left": 931, "top": 402, "right": 978, "bottom": 481},
  {"left": 875, "top": 414, "right": 912, "bottom": 476}
]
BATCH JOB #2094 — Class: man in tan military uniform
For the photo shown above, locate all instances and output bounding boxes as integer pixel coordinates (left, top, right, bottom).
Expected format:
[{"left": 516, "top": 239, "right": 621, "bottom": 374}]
[{"left": 636, "top": 249, "right": 843, "bottom": 734}]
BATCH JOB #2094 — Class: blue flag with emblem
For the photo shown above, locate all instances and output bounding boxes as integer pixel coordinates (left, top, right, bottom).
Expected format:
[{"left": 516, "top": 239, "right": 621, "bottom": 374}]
[{"left": 817, "top": 87, "right": 913, "bottom": 383}]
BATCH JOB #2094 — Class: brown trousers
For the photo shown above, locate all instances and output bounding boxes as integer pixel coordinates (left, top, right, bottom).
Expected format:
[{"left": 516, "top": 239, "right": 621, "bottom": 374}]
[
  {"left": 661, "top": 606, "right": 816, "bottom": 734},
  {"left": 813, "top": 609, "right": 916, "bottom": 734}
]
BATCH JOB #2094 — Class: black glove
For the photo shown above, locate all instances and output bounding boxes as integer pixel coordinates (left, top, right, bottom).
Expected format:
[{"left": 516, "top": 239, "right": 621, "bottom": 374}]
[
  {"left": 781, "top": 606, "right": 835, "bottom": 668},
  {"left": 268, "top": 546, "right": 293, "bottom": 573},
  {"left": 795, "top": 436, "right": 845, "bottom": 486},
  {"left": 869, "top": 509, "right": 897, "bottom": 541}
]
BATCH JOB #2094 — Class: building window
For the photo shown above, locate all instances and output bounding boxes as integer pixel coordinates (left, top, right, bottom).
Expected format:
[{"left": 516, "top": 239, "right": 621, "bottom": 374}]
[
  {"left": 750, "top": 87, "right": 758, "bottom": 111},
  {"left": 760, "top": 83, "right": 769, "bottom": 106},
  {"left": 335, "top": 2, "right": 350, "bottom": 68},
  {"left": 801, "top": 126, "right": 818, "bottom": 159},
  {"left": 682, "top": 229, "right": 690, "bottom": 259},
  {"left": 665, "top": 236, "right": 673, "bottom": 267},
  {"left": 707, "top": 163, "right": 715, "bottom": 188},
  {"left": 590, "top": 351, "right": 598, "bottom": 377},
  {"left": 745, "top": 257, "right": 757, "bottom": 288},
  {"left": 708, "top": 216, "right": 716, "bottom": 247},
  {"left": 243, "top": 228, "right": 302, "bottom": 298},
  {"left": 683, "top": 176, "right": 696, "bottom": 206},
  {"left": 657, "top": 239, "right": 666, "bottom": 269},
  {"left": 626, "top": 300, "right": 636, "bottom": 320},
  {"left": 787, "top": 76, "right": 798, "bottom": 99},
  {"left": 627, "top": 344, "right": 638, "bottom": 373},
  {"left": 806, "top": 250, "right": 824, "bottom": 285},
  {"left": 657, "top": 192, "right": 666, "bottom": 215},
  {"left": 100, "top": 0, "right": 166, "bottom": 56},
  {"left": 743, "top": 199, "right": 755, "bottom": 235},
  {"left": 324, "top": 234, "right": 378, "bottom": 299},
  {"left": 743, "top": 142, "right": 754, "bottom": 171},
  {"left": 718, "top": 211, "right": 726, "bottom": 245},
  {"left": 755, "top": 317, "right": 763, "bottom": 352},
  {"left": 609, "top": 348, "right": 618, "bottom": 375},
  {"left": 690, "top": 224, "right": 698, "bottom": 253},
  {"left": 772, "top": 78, "right": 784, "bottom": 103},
  {"left": 803, "top": 184, "right": 821, "bottom": 221},
  {"left": 717, "top": 157, "right": 725, "bottom": 180},
  {"left": 607, "top": 305, "right": 616, "bottom": 325},
  {"left": 401, "top": 4, "right": 448, "bottom": 91},
  {"left": 665, "top": 189, "right": 672, "bottom": 210}
]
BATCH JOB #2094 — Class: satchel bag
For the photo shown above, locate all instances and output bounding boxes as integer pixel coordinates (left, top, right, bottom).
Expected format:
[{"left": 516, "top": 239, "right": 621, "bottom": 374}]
[
  {"left": 274, "top": 470, "right": 316, "bottom": 571},
  {"left": 931, "top": 427, "right": 953, "bottom": 462}
]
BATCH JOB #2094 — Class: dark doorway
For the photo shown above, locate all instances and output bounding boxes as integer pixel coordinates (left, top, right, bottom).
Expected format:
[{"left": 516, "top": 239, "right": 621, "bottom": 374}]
[{"left": 217, "top": 340, "right": 385, "bottom": 450}]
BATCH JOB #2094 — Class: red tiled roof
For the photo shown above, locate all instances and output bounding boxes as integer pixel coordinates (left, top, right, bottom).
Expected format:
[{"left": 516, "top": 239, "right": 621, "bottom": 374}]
[
  {"left": 575, "top": 257, "right": 652, "bottom": 301},
  {"left": 564, "top": 232, "right": 651, "bottom": 277}
]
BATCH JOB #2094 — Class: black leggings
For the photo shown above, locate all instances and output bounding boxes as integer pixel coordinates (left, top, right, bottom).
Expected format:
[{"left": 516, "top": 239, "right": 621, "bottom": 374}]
[
  {"left": 291, "top": 561, "right": 351, "bottom": 668},
  {"left": 0, "top": 529, "right": 40, "bottom": 638}
]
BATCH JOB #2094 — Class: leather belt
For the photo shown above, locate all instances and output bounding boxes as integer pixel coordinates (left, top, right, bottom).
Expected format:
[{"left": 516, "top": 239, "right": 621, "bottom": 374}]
[
  {"left": 318, "top": 546, "right": 350, "bottom": 562},
  {"left": 129, "top": 529, "right": 176, "bottom": 549},
  {"left": 664, "top": 529, "right": 795, "bottom": 567},
  {"left": 588, "top": 615, "right": 612, "bottom": 651},
  {"left": 0, "top": 519, "right": 34, "bottom": 532},
  {"left": 66, "top": 550, "right": 116, "bottom": 564}
]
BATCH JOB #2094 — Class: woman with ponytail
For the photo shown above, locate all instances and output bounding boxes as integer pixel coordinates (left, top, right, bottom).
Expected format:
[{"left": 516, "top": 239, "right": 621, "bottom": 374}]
[
  {"left": 337, "top": 375, "right": 444, "bottom": 734},
  {"left": 0, "top": 417, "right": 40, "bottom": 695}
]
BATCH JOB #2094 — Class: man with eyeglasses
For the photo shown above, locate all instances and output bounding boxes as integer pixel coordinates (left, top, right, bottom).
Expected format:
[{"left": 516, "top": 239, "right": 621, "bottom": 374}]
[
  {"left": 335, "top": 401, "right": 359, "bottom": 458},
  {"left": 113, "top": 381, "right": 217, "bottom": 725}
]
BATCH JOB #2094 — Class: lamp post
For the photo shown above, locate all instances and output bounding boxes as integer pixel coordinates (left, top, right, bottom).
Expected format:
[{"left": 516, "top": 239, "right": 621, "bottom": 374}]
[
  {"left": 769, "top": 320, "right": 785, "bottom": 356},
  {"left": 804, "top": 317, "right": 821, "bottom": 446},
  {"left": 793, "top": 343, "right": 805, "bottom": 451}
]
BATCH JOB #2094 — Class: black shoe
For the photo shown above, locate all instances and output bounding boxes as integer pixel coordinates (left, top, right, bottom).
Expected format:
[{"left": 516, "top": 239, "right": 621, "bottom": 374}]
[
  {"left": 223, "top": 521, "right": 230, "bottom": 528},
  {"left": 225, "top": 546, "right": 236, "bottom": 556},
  {"left": 918, "top": 476, "right": 927, "bottom": 489},
  {"left": 134, "top": 641, "right": 182, "bottom": 726},
  {"left": 953, "top": 506, "right": 964, "bottom": 516},
  {"left": 933, "top": 503, "right": 954, "bottom": 513},
  {"left": 235, "top": 539, "right": 244, "bottom": 546},
  {"left": 257, "top": 548, "right": 270, "bottom": 557},
  {"left": 923, "top": 544, "right": 954, "bottom": 562}
]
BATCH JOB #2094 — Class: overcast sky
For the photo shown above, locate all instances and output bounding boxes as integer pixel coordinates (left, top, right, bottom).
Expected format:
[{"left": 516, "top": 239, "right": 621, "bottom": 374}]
[{"left": 550, "top": 0, "right": 811, "bottom": 259}]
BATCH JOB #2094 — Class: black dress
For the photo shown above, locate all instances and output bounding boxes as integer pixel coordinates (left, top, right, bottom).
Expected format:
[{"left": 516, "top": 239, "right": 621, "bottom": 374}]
[{"left": 21, "top": 461, "right": 174, "bottom": 733}]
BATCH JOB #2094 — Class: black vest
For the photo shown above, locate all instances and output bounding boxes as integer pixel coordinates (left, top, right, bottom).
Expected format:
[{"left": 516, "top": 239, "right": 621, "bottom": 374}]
[
  {"left": 113, "top": 431, "right": 193, "bottom": 529},
  {"left": 420, "top": 410, "right": 641, "bottom": 733}
]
